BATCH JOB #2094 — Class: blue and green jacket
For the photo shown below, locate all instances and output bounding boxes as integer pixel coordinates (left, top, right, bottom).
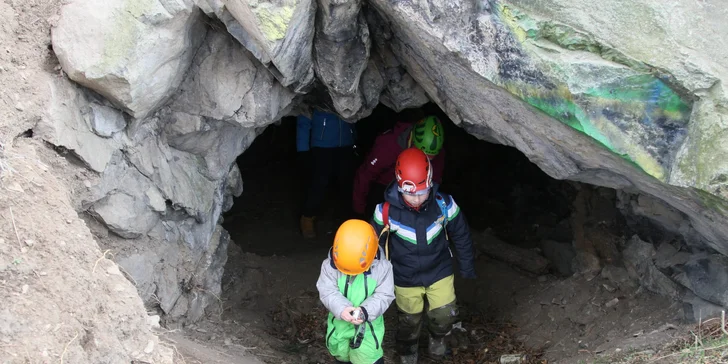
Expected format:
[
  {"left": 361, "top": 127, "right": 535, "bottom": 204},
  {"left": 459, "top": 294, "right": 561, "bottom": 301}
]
[{"left": 372, "top": 182, "right": 476, "bottom": 288}]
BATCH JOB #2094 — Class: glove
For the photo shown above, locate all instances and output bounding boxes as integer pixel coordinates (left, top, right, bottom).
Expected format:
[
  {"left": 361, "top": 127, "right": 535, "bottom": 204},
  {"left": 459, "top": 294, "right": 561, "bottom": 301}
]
[{"left": 458, "top": 277, "right": 478, "bottom": 308}]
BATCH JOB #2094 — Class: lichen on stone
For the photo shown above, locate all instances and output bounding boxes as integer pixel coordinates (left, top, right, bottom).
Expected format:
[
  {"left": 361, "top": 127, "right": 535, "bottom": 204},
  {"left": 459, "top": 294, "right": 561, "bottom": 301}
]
[{"left": 252, "top": 3, "right": 295, "bottom": 43}]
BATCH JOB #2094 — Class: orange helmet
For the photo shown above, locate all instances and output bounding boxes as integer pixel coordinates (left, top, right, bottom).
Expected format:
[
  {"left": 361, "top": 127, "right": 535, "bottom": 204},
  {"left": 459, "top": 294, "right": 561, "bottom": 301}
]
[{"left": 332, "top": 219, "right": 379, "bottom": 275}]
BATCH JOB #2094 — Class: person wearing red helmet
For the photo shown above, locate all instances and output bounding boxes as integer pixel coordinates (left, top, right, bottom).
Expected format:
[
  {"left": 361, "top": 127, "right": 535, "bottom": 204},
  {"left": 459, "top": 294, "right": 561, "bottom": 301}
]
[
  {"left": 352, "top": 112, "right": 446, "bottom": 219},
  {"left": 371, "top": 147, "right": 476, "bottom": 363}
]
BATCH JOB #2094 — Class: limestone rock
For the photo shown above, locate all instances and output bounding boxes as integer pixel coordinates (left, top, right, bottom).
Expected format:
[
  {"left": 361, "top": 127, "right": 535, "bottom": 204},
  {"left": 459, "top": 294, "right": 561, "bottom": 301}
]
[
  {"left": 86, "top": 103, "right": 127, "bottom": 138},
  {"left": 313, "top": 0, "right": 370, "bottom": 119},
  {"left": 540, "top": 240, "right": 576, "bottom": 276},
  {"left": 623, "top": 235, "right": 680, "bottom": 298},
  {"left": 145, "top": 187, "right": 167, "bottom": 213},
  {"left": 89, "top": 193, "right": 160, "bottom": 239},
  {"left": 683, "top": 254, "right": 728, "bottom": 308},
  {"left": 682, "top": 291, "right": 725, "bottom": 324},
  {"left": 366, "top": 10, "right": 429, "bottom": 112},
  {"left": 654, "top": 242, "right": 691, "bottom": 270},
  {"left": 209, "top": 0, "right": 316, "bottom": 91},
  {"left": 51, "top": 0, "right": 207, "bottom": 118},
  {"left": 367, "top": 0, "right": 728, "bottom": 256},
  {"left": 600, "top": 265, "right": 638, "bottom": 292},
  {"left": 36, "top": 77, "right": 123, "bottom": 173},
  {"left": 124, "top": 133, "right": 220, "bottom": 222},
  {"left": 170, "top": 29, "right": 296, "bottom": 129},
  {"left": 222, "top": 164, "right": 243, "bottom": 213}
]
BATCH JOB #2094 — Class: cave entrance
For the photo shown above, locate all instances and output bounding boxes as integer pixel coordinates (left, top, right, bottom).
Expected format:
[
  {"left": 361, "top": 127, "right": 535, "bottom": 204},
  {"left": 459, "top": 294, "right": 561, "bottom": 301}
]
[{"left": 209, "top": 103, "right": 681, "bottom": 364}]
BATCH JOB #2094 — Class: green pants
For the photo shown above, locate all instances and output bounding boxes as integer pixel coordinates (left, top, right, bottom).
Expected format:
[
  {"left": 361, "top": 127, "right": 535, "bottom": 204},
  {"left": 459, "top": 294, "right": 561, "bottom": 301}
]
[{"left": 326, "top": 314, "right": 385, "bottom": 363}]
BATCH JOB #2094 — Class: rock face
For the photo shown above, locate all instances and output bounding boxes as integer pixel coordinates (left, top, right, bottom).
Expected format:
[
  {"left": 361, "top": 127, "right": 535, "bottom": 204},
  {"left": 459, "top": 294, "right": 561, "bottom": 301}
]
[
  {"left": 622, "top": 235, "right": 681, "bottom": 298},
  {"left": 367, "top": 0, "right": 728, "bottom": 256},
  {"left": 313, "top": 0, "right": 370, "bottom": 118},
  {"left": 171, "top": 30, "right": 296, "bottom": 128},
  {"left": 198, "top": 0, "right": 316, "bottom": 92},
  {"left": 682, "top": 254, "right": 728, "bottom": 308},
  {"left": 51, "top": 0, "right": 293, "bottom": 320},
  {"left": 48, "top": 0, "right": 728, "bottom": 324},
  {"left": 51, "top": 0, "right": 206, "bottom": 119},
  {"left": 36, "top": 77, "right": 125, "bottom": 172}
]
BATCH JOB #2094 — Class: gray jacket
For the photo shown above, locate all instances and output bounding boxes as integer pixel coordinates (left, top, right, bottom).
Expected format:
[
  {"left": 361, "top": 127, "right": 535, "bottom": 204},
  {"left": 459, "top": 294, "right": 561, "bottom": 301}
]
[{"left": 316, "top": 247, "right": 395, "bottom": 321}]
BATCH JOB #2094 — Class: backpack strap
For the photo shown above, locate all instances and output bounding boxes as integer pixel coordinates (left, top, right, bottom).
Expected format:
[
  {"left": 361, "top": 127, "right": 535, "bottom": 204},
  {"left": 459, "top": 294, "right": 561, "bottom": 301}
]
[
  {"left": 379, "top": 202, "right": 392, "bottom": 261},
  {"left": 435, "top": 193, "right": 449, "bottom": 240},
  {"left": 382, "top": 202, "right": 390, "bottom": 226}
]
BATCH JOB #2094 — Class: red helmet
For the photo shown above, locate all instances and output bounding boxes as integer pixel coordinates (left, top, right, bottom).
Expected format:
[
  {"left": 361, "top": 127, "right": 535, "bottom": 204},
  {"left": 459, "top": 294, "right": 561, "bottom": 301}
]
[{"left": 395, "top": 147, "right": 433, "bottom": 195}]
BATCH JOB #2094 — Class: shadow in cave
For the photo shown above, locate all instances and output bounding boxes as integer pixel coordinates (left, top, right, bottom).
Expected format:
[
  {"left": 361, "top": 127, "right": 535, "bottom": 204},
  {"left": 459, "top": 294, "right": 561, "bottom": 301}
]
[
  {"left": 222, "top": 102, "right": 578, "bottom": 257},
  {"left": 214, "top": 103, "right": 682, "bottom": 364}
]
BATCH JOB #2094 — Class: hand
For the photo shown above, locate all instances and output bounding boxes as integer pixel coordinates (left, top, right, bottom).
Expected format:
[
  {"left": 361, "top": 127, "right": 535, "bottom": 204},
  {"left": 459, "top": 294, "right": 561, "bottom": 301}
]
[
  {"left": 340, "top": 307, "right": 364, "bottom": 325},
  {"left": 457, "top": 277, "right": 478, "bottom": 308}
]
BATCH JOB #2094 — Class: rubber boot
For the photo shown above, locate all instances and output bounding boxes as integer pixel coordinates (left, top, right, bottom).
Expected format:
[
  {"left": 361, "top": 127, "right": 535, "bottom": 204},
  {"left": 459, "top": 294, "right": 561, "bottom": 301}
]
[
  {"left": 428, "top": 335, "right": 447, "bottom": 359},
  {"left": 397, "top": 311, "right": 422, "bottom": 364},
  {"left": 300, "top": 216, "right": 316, "bottom": 238},
  {"left": 426, "top": 302, "right": 458, "bottom": 359},
  {"left": 399, "top": 352, "right": 418, "bottom": 364},
  {"left": 448, "top": 321, "right": 470, "bottom": 350}
]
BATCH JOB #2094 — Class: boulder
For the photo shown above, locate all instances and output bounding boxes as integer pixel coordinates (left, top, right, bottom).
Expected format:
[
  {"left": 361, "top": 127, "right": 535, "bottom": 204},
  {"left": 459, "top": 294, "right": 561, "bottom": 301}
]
[
  {"left": 313, "top": 0, "right": 371, "bottom": 119},
  {"left": 208, "top": 0, "right": 316, "bottom": 91},
  {"left": 367, "top": 0, "right": 728, "bottom": 256},
  {"left": 683, "top": 254, "right": 728, "bottom": 308},
  {"left": 366, "top": 10, "right": 429, "bottom": 112},
  {"left": 87, "top": 103, "right": 127, "bottom": 137},
  {"left": 682, "top": 291, "right": 726, "bottom": 324},
  {"left": 170, "top": 29, "right": 297, "bottom": 129},
  {"left": 51, "top": 0, "right": 206, "bottom": 118},
  {"left": 89, "top": 192, "right": 160, "bottom": 239},
  {"left": 600, "top": 265, "right": 638, "bottom": 292},
  {"left": 654, "top": 242, "right": 691, "bottom": 270},
  {"left": 540, "top": 240, "right": 576, "bottom": 276},
  {"left": 36, "top": 77, "right": 123, "bottom": 173},
  {"left": 623, "top": 235, "right": 681, "bottom": 298}
]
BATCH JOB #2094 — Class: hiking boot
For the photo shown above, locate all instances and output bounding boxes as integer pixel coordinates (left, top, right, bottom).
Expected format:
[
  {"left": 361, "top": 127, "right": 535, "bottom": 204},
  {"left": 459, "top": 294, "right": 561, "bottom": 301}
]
[
  {"left": 428, "top": 335, "right": 447, "bottom": 358},
  {"left": 449, "top": 322, "right": 470, "bottom": 350},
  {"left": 399, "top": 352, "right": 418, "bottom": 364},
  {"left": 300, "top": 216, "right": 316, "bottom": 238}
]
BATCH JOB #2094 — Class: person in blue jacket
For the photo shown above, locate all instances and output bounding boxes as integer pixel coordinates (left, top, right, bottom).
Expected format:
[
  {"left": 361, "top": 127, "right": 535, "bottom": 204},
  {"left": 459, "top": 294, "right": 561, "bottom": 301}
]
[{"left": 297, "top": 108, "right": 357, "bottom": 238}]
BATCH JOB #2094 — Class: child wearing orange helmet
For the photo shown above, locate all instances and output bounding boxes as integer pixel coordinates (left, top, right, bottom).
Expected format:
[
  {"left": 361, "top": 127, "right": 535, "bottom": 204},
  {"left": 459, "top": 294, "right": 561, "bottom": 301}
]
[{"left": 316, "top": 219, "right": 395, "bottom": 364}]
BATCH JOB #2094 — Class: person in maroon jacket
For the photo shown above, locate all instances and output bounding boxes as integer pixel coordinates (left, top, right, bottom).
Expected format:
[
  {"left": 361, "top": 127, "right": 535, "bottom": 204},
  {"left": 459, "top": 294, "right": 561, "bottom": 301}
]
[{"left": 352, "top": 114, "right": 446, "bottom": 217}]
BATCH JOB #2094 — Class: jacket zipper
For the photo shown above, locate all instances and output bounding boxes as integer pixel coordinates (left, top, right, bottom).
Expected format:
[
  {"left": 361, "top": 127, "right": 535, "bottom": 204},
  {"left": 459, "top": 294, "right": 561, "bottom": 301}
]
[
  {"left": 367, "top": 321, "right": 380, "bottom": 349},
  {"left": 361, "top": 276, "right": 379, "bottom": 349},
  {"left": 320, "top": 118, "right": 326, "bottom": 140},
  {"left": 344, "top": 274, "right": 353, "bottom": 298},
  {"left": 326, "top": 315, "right": 336, "bottom": 348}
]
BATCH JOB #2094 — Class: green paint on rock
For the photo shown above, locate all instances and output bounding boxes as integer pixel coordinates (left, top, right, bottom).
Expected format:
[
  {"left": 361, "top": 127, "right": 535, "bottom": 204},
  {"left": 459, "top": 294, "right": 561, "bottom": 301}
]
[{"left": 491, "top": 1, "right": 692, "bottom": 181}]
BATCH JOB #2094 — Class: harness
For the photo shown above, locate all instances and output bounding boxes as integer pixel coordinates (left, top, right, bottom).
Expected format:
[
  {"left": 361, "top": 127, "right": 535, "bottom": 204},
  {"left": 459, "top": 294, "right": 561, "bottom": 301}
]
[{"left": 379, "top": 193, "right": 449, "bottom": 260}]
